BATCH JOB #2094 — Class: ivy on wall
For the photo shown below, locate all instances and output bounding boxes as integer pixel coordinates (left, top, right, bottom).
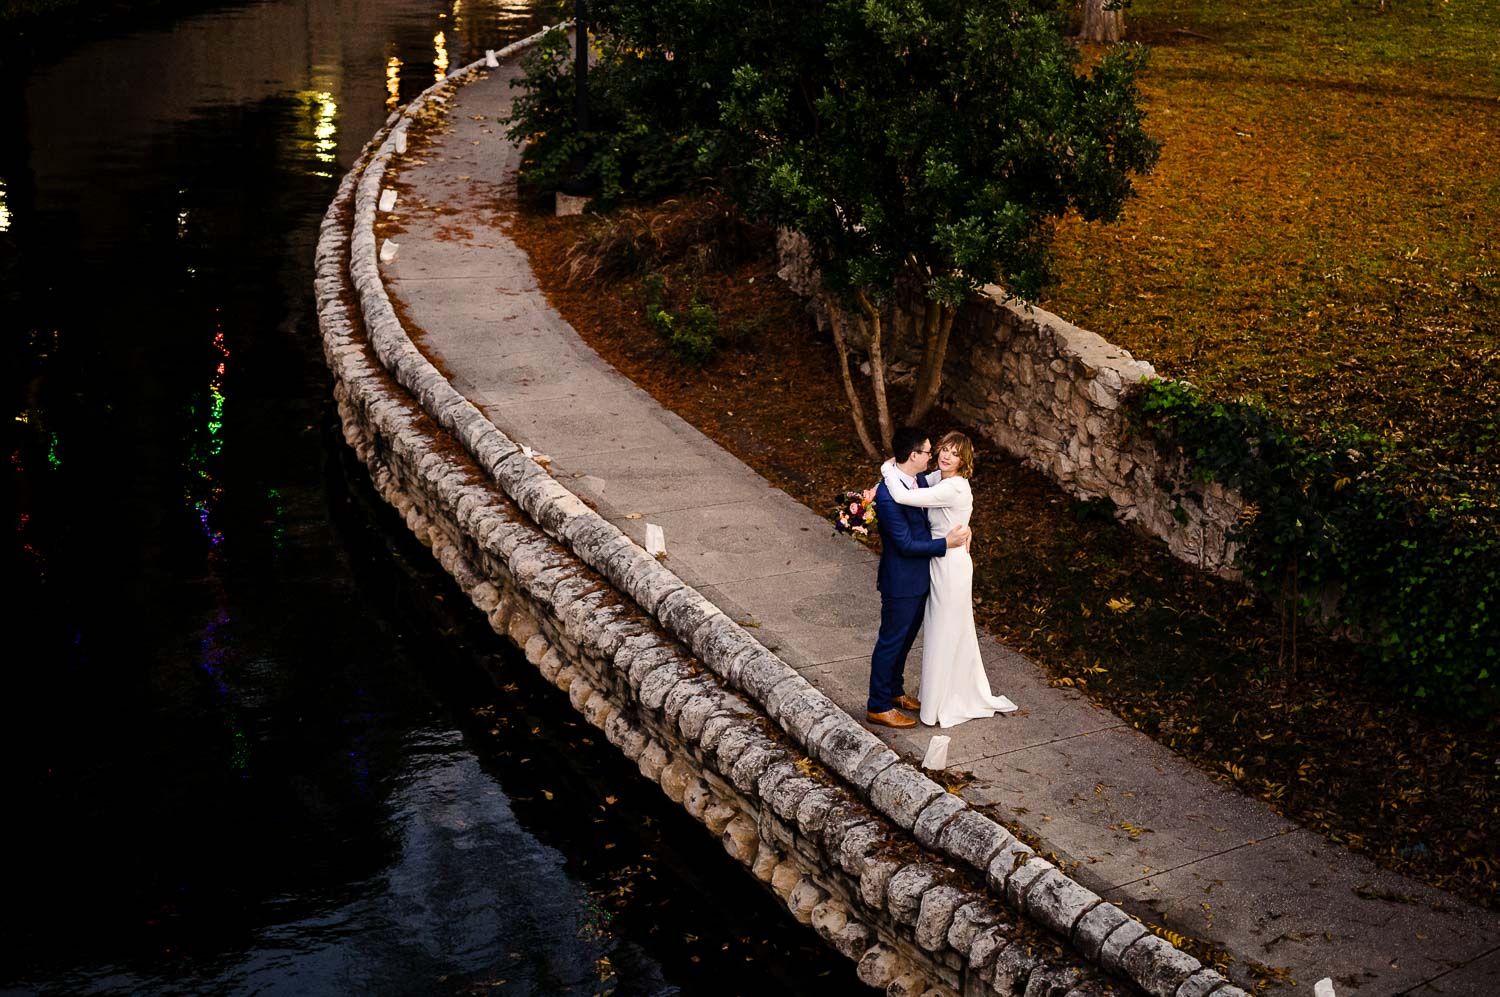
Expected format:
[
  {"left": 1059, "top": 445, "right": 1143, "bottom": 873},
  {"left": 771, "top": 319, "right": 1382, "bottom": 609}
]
[{"left": 1132, "top": 379, "right": 1497, "bottom": 717}]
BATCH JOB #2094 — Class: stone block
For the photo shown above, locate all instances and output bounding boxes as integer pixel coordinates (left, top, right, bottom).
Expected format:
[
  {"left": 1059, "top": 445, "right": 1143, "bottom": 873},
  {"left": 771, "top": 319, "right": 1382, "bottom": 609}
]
[
  {"left": 768, "top": 683, "right": 840, "bottom": 746},
  {"left": 913, "top": 792, "right": 968, "bottom": 848},
  {"left": 567, "top": 676, "right": 596, "bottom": 713},
  {"left": 829, "top": 917, "right": 875, "bottom": 961},
  {"left": 838, "top": 821, "right": 886, "bottom": 877},
  {"left": 711, "top": 722, "right": 759, "bottom": 771},
  {"left": 856, "top": 946, "right": 903, "bottom": 989},
  {"left": 1173, "top": 970, "right": 1235, "bottom": 997},
  {"left": 523, "top": 633, "right": 550, "bottom": 666},
  {"left": 682, "top": 778, "right": 712, "bottom": 820},
  {"left": 769, "top": 774, "right": 820, "bottom": 822},
  {"left": 703, "top": 802, "right": 738, "bottom": 835},
  {"left": 739, "top": 649, "right": 800, "bottom": 703},
  {"left": 625, "top": 644, "right": 677, "bottom": 693},
  {"left": 788, "top": 879, "right": 827, "bottom": 924},
  {"left": 810, "top": 899, "right": 848, "bottom": 941},
  {"left": 678, "top": 694, "right": 728, "bottom": 741},
  {"left": 1023, "top": 963, "right": 1089, "bottom": 997},
  {"left": 1025, "top": 870, "right": 1100, "bottom": 941},
  {"left": 763, "top": 674, "right": 807, "bottom": 722},
  {"left": 662, "top": 674, "right": 717, "bottom": 726},
  {"left": 820, "top": 802, "right": 877, "bottom": 858},
  {"left": 655, "top": 756, "right": 692, "bottom": 802},
  {"left": 986, "top": 840, "right": 1037, "bottom": 897},
  {"left": 751, "top": 843, "right": 780, "bottom": 882},
  {"left": 966, "top": 925, "right": 1010, "bottom": 982},
  {"left": 1004, "top": 857, "right": 1055, "bottom": 912},
  {"left": 658, "top": 586, "right": 721, "bottom": 644},
  {"left": 885, "top": 864, "right": 939, "bottom": 925},
  {"left": 695, "top": 711, "right": 737, "bottom": 752},
  {"left": 730, "top": 743, "right": 783, "bottom": 794},
  {"left": 692, "top": 618, "right": 761, "bottom": 677},
  {"left": 639, "top": 661, "right": 692, "bottom": 712},
  {"left": 755, "top": 759, "right": 799, "bottom": 801},
  {"left": 990, "top": 939, "right": 1040, "bottom": 996},
  {"left": 1097, "top": 920, "right": 1148, "bottom": 975},
  {"left": 869, "top": 764, "right": 945, "bottom": 831},
  {"left": 914, "top": 884, "right": 967, "bottom": 952},
  {"left": 1068, "top": 899, "right": 1128, "bottom": 959},
  {"left": 637, "top": 742, "right": 669, "bottom": 782},
  {"left": 770, "top": 860, "right": 801, "bottom": 899},
  {"left": 937, "top": 810, "right": 1012, "bottom": 871},
  {"left": 859, "top": 854, "right": 904, "bottom": 911},
  {"left": 793, "top": 786, "right": 840, "bottom": 837},
  {"left": 722, "top": 813, "right": 759, "bottom": 864},
  {"left": 1119, "top": 933, "right": 1200, "bottom": 997},
  {"left": 945, "top": 900, "right": 1001, "bottom": 955}
]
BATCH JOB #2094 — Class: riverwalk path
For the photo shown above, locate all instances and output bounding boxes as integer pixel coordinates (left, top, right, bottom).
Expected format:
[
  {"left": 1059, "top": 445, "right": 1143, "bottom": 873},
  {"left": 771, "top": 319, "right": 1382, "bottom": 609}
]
[{"left": 361, "top": 47, "right": 1498, "bottom": 996}]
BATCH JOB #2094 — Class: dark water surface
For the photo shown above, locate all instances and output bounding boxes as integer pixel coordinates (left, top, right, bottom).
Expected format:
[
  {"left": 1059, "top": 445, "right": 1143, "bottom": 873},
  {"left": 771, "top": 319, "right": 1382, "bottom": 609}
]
[{"left": 0, "top": 3, "right": 861, "bottom": 993}]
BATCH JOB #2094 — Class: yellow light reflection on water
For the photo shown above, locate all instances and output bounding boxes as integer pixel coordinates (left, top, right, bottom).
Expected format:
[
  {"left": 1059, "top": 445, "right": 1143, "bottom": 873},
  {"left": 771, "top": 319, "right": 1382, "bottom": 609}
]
[
  {"left": 386, "top": 56, "right": 402, "bottom": 112},
  {"left": 492, "top": 0, "right": 535, "bottom": 29},
  {"left": 0, "top": 177, "right": 11, "bottom": 232},
  {"left": 434, "top": 30, "right": 449, "bottom": 81}
]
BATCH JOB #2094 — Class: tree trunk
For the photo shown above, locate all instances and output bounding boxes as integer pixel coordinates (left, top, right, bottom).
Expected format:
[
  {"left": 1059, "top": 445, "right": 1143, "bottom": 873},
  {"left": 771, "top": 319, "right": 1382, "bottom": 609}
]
[
  {"left": 828, "top": 306, "right": 881, "bottom": 460},
  {"left": 908, "top": 301, "right": 957, "bottom": 424},
  {"left": 855, "top": 290, "right": 894, "bottom": 455},
  {"left": 1078, "top": 0, "right": 1124, "bottom": 43}
]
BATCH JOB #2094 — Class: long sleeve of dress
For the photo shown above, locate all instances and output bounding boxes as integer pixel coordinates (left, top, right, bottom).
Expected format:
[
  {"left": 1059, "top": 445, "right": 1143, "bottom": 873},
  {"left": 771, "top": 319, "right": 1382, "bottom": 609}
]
[{"left": 882, "top": 472, "right": 967, "bottom": 509}]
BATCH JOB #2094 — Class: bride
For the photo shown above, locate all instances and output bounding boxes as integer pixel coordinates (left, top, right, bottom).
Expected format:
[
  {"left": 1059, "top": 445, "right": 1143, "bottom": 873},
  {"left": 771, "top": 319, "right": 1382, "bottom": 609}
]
[{"left": 881, "top": 432, "right": 1018, "bottom": 728}]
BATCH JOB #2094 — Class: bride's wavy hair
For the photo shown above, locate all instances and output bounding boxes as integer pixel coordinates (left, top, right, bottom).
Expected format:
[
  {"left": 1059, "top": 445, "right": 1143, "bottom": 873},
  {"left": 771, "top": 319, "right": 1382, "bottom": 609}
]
[{"left": 937, "top": 432, "right": 975, "bottom": 478}]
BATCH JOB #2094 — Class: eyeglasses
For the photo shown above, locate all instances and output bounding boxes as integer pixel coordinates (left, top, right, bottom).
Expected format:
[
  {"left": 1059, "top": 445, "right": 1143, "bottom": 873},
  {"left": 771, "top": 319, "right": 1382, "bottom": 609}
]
[{"left": 913, "top": 448, "right": 933, "bottom": 456}]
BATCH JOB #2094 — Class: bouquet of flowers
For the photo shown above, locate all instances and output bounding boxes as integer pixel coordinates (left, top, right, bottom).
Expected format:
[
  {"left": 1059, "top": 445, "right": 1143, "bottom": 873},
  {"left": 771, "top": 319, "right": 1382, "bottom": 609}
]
[{"left": 832, "top": 487, "right": 878, "bottom": 543}]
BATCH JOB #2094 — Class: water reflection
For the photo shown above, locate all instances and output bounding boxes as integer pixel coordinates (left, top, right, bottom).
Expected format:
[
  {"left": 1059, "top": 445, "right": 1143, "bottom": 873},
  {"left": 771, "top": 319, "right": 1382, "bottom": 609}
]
[
  {"left": 386, "top": 55, "right": 403, "bottom": 112},
  {"left": 2, "top": 0, "right": 868, "bottom": 993},
  {"left": 434, "top": 29, "right": 450, "bottom": 80}
]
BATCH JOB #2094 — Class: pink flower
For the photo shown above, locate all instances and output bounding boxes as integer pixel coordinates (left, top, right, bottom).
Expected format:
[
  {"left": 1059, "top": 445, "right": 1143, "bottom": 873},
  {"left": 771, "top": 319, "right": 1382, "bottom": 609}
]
[
  {"left": 849, "top": 502, "right": 862, "bottom": 514},
  {"left": 861, "top": 487, "right": 877, "bottom": 504}
]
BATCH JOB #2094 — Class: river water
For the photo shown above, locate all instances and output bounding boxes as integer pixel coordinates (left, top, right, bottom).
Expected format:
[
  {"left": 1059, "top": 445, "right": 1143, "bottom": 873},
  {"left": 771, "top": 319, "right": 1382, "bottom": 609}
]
[{"left": 0, "top": 3, "right": 860, "bottom": 993}]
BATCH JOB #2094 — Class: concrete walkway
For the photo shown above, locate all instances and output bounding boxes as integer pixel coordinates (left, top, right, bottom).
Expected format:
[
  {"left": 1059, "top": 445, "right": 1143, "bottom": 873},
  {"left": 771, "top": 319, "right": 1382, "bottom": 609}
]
[{"left": 372, "top": 57, "right": 1499, "bottom": 996}]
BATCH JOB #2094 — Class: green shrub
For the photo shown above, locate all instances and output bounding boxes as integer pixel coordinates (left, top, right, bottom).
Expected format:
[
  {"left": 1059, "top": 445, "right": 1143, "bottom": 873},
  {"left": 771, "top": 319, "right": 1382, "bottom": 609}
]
[
  {"left": 503, "top": 29, "right": 719, "bottom": 207},
  {"left": 641, "top": 274, "right": 717, "bottom": 364},
  {"left": 1133, "top": 378, "right": 1498, "bottom": 717}
]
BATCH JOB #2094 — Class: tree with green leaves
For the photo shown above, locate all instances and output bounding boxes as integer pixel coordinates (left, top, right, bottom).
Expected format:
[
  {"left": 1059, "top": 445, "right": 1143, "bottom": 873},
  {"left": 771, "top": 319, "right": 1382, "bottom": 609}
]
[
  {"left": 517, "top": 0, "right": 1159, "bottom": 456},
  {"left": 719, "top": 0, "right": 1160, "bottom": 455}
]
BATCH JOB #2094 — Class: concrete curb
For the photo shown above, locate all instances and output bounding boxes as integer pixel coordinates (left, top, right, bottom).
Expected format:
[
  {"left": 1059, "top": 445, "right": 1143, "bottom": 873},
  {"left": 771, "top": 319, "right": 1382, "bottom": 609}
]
[{"left": 315, "top": 28, "right": 1249, "bottom": 997}]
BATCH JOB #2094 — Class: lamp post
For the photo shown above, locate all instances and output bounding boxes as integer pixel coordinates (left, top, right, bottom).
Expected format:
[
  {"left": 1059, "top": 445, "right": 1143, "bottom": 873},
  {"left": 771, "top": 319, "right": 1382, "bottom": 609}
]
[
  {"left": 574, "top": 0, "right": 588, "bottom": 136},
  {"left": 559, "top": 0, "right": 593, "bottom": 198}
]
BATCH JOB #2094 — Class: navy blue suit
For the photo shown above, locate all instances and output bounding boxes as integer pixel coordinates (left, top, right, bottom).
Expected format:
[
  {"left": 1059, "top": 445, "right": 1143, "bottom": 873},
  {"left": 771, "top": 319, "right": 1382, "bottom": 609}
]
[{"left": 867, "top": 475, "right": 947, "bottom": 713}]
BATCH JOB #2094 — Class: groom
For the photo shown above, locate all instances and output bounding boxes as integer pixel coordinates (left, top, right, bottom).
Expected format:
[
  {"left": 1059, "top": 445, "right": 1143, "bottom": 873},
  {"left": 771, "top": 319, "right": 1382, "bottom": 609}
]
[{"left": 866, "top": 427, "right": 970, "bottom": 729}]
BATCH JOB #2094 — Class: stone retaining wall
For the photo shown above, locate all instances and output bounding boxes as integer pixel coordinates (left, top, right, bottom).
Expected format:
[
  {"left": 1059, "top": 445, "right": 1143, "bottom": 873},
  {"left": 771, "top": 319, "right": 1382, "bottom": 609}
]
[
  {"left": 775, "top": 237, "right": 1244, "bottom": 575},
  {"left": 314, "top": 31, "right": 1248, "bottom": 997}
]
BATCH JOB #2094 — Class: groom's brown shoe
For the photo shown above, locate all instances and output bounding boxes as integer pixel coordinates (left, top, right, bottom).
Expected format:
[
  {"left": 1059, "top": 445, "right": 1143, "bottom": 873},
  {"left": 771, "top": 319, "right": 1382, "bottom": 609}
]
[
  {"left": 866, "top": 708, "right": 917, "bottom": 729},
  {"left": 893, "top": 694, "right": 921, "bottom": 711}
]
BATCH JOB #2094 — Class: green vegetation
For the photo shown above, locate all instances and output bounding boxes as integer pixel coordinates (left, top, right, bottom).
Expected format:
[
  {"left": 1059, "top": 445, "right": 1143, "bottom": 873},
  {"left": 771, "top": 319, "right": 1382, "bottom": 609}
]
[
  {"left": 506, "top": 0, "right": 1160, "bottom": 454},
  {"left": 1135, "top": 379, "right": 1496, "bottom": 715},
  {"left": 642, "top": 272, "right": 719, "bottom": 364},
  {"left": 1036, "top": 0, "right": 1500, "bottom": 717}
]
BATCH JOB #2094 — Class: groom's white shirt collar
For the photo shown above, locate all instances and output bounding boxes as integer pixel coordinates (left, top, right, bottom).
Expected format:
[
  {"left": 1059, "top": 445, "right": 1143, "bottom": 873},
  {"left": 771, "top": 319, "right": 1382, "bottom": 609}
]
[{"left": 880, "top": 458, "right": 917, "bottom": 489}]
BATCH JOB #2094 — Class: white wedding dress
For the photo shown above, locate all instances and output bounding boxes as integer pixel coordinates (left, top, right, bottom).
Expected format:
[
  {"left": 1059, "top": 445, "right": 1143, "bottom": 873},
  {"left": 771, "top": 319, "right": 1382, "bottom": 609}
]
[{"left": 883, "top": 463, "right": 1018, "bottom": 728}]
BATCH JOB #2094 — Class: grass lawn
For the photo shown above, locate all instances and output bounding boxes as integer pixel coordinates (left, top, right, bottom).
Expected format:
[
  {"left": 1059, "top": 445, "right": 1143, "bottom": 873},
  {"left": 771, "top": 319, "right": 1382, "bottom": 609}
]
[{"left": 1045, "top": 0, "right": 1498, "bottom": 489}]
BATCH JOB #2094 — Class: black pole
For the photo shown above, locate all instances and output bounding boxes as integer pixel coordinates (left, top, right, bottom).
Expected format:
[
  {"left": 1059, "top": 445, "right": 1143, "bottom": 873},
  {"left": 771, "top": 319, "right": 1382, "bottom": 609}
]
[{"left": 574, "top": 0, "right": 588, "bottom": 136}]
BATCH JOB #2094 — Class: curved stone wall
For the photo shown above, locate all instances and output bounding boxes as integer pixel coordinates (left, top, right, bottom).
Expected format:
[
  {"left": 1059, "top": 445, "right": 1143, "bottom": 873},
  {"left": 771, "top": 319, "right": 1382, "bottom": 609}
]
[{"left": 314, "top": 30, "right": 1249, "bottom": 997}]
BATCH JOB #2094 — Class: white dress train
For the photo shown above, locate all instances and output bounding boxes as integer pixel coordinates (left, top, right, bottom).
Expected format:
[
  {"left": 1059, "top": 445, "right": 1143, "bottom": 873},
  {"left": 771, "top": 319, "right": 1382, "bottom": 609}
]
[{"left": 882, "top": 463, "right": 1018, "bottom": 728}]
